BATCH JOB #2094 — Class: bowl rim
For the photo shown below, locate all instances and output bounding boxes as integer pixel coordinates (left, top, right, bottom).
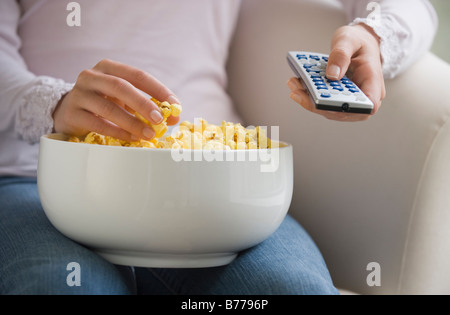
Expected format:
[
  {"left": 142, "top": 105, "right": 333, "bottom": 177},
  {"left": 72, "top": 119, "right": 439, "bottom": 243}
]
[{"left": 40, "top": 133, "right": 292, "bottom": 153}]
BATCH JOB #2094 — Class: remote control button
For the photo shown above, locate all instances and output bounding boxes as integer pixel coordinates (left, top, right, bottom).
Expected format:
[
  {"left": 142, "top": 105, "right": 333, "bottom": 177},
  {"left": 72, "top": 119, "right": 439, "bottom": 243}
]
[
  {"left": 349, "top": 88, "right": 359, "bottom": 93},
  {"left": 322, "top": 56, "right": 329, "bottom": 62},
  {"left": 330, "top": 82, "right": 341, "bottom": 87},
  {"left": 333, "top": 86, "right": 344, "bottom": 91},
  {"left": 310, "top": 55, "right": 320, "bottom": 61},
  {"left": 303, "top": 64, "right": 314, "bottom": 69},
  {"left": 321, "top": 93, "right": 331, "bottom": 98},
  {"left": 310, "top": 74, "right": 321, "bottom": 79},
  {"left": 317, "top": 86, "right": 328, "bottom": 90}
]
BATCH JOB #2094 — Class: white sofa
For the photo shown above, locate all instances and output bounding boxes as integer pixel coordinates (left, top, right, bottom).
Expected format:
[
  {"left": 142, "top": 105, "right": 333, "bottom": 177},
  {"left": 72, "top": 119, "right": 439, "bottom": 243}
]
[{"left": 227, "top": 0, "right": 450, "bottom": 295}]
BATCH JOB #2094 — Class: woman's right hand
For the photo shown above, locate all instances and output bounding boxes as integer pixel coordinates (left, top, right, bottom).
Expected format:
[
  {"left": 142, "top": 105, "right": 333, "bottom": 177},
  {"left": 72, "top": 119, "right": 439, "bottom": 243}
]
[{"left": 53, "top": 59, "right": 181, "bottom": 141}]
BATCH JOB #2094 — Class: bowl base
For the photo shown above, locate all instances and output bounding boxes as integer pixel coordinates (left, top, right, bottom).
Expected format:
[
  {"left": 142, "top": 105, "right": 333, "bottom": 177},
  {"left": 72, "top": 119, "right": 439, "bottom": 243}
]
[{"left": 95, "top": 249, "right": 238, "bottom": 268}]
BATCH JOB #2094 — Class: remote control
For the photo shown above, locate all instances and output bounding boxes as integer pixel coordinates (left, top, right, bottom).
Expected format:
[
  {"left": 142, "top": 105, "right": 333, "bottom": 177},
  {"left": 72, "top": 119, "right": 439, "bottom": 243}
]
[{"left": 287, "top": 51, "right": 374, "bottom": 114}]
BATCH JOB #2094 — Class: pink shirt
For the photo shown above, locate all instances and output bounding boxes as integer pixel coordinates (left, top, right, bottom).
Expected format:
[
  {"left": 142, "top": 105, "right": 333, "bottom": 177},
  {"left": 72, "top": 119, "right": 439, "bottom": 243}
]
[{"left": 0, "top": 0, "right": 438, "bottom": 177}]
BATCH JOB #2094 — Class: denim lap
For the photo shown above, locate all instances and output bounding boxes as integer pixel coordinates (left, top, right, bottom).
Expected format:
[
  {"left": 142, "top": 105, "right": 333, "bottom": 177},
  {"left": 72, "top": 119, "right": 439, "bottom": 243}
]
[
  {"left": 0, "top": 177, "right": 338, "bottom": 295},
  {"left": 0, "top": 177, "right": 133, "bottom": 295},
  {"left": 137, "top": 215, "right": 338, "bottom": 295}
]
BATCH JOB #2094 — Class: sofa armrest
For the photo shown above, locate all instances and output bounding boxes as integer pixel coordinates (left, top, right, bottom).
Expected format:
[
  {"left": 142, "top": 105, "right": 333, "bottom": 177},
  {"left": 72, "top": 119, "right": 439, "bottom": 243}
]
[{"left": 397, "top": 75, "right": 450, "bottom": 294}]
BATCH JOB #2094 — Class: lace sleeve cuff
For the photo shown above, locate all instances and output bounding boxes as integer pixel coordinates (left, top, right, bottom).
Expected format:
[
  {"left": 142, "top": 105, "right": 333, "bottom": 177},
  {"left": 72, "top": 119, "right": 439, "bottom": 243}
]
[
  {"left": 15, "top": 76, "right": 74, "bottom": 144},
  {"left": 351, "top": 16, "right": 409, "bottom": 79}
]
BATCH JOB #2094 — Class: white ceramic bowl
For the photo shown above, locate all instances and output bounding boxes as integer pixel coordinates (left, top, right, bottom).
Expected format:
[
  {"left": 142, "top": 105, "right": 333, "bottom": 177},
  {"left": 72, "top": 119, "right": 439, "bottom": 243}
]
[{"left": 38, "top": 134, "right": 293, "bottom": 268}]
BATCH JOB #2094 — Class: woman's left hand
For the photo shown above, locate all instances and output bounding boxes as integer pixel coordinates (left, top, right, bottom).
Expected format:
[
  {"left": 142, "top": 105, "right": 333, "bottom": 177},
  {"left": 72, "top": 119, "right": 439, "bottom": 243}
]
[{"left": 288, "top": 24, "right": 386, "bottom": 122}]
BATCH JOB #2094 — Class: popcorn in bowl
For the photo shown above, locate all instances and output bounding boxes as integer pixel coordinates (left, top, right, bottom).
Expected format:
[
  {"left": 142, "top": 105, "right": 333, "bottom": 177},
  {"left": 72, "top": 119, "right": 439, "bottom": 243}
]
[{"left": 69, "top": 98, "right": 273, "bottom": 150}]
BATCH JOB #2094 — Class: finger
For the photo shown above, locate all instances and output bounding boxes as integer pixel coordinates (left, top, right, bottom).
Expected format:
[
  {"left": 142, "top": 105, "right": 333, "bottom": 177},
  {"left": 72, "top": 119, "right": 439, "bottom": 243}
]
[
  {"left": 166, "top": 115, "right": 180, "bottom": 126},
  {"left": 287, "top": 77, "right": 306, "bottom": 92},
  {"left": 378, "top": 70, "right": 387, "bottom": 102},
  {"left": 94, "top": 59, "right": 180, "bottom": 105},
  {"left": 81, "top": 93, "right": 156, "bottom": 140},
  {"left": 104, "top": 96, "right": 136, "bottom": 115},
  {"left": 110, "top": 95, "right": 180, "bottom": 127},
  {"left": 359, "top": 79, "right": 383, "bottom": 115},
  {"left": 351, "top": 63, "right": 385, "bottom": 114},
  {"left": 289, "top": 89, "right": 315, "bottom": 113},
  {"left": 69, "top": 109, "right": 141, "bottom": 142},
  {"left": 323, "top": 111, "right": 370, "bottom": 122},
  {"left": 327, "top": 29, "right": 362, "bottom": 80},
  {"left": 77, "top": 69, "right": 163, "bottom": 125},
  {"left": 290, "top": 86, "right": 371, "bottom": 122}
]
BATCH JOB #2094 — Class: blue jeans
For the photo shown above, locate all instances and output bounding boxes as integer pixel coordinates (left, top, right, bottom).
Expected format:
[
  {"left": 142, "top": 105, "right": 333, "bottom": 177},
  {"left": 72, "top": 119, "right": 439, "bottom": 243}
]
[{"left": 0, "top": 176, "right": 338, "bottom": 295}]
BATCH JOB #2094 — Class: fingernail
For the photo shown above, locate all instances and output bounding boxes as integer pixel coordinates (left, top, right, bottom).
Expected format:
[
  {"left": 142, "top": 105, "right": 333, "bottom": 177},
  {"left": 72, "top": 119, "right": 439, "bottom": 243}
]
[
  {"left": 327, "top": 65, "right": 341, "bottom": 79},
  {"left": 143, "top": 127, "right": 155, "bottom": 139},
  {"left": 168, "top": 95, "right": 180, "bottom": 105},
  {"left": 150, "top": 110, "right": 163, "bottom": 124}
]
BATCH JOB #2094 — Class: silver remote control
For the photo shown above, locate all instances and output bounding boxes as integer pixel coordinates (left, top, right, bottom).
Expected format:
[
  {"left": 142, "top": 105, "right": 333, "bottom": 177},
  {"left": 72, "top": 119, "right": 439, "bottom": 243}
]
[{"left": 287, "top": 51, "right": 374, "bottom": 114}]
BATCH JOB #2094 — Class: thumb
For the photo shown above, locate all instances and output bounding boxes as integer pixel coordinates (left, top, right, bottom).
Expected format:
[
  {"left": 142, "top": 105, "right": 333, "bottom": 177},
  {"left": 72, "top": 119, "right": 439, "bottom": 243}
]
[{"left": 326, "top": 29, "right": 360, "bottom": 80}]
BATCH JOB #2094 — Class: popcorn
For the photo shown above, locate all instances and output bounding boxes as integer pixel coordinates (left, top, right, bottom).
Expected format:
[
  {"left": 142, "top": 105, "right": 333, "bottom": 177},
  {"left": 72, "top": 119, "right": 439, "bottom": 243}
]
[
  {"left": 84, "top": 132, "right": 106, "bottom": 145},
  {"left": 69, "top": 98, "right": 273, "bottom": 150},
  {"left": 134, "top": 97, "right": 182, "bottom": 139}
]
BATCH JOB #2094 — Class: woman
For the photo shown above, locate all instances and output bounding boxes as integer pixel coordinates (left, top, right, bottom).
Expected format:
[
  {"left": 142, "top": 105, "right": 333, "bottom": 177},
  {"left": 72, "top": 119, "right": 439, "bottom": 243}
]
[{"left": 0, "top": 0, "right": 437, "bottom": 294}]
